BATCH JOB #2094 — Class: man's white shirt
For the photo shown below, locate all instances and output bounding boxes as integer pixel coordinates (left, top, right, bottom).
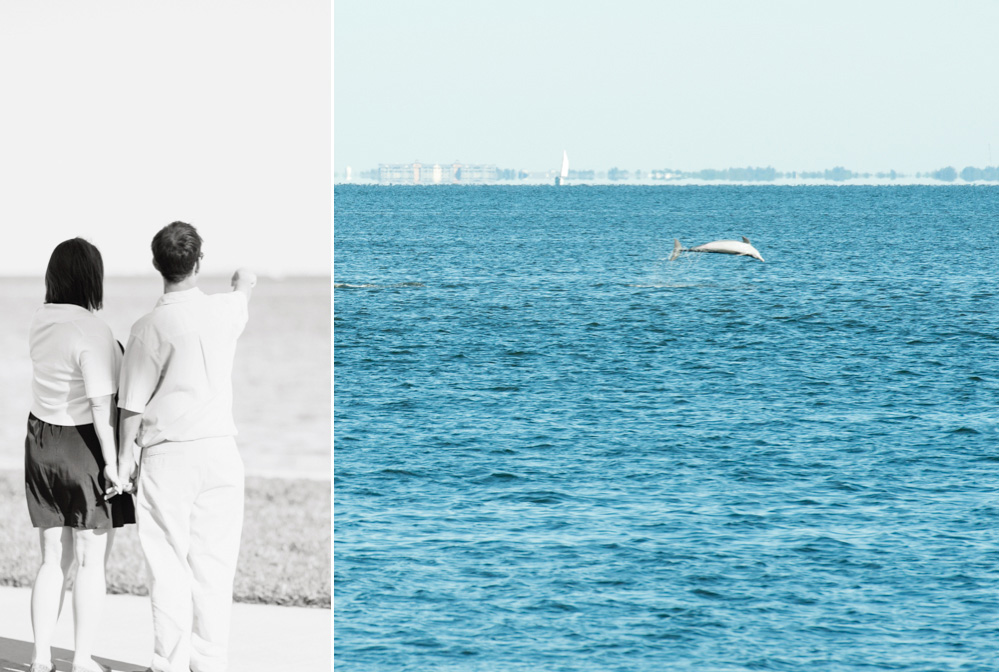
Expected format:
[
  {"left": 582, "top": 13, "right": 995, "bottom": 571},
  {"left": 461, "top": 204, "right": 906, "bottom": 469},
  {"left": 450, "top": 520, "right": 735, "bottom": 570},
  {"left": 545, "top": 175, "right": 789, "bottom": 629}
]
[{"left": 119, "top": 288, "right": 248, "bottom": 447}]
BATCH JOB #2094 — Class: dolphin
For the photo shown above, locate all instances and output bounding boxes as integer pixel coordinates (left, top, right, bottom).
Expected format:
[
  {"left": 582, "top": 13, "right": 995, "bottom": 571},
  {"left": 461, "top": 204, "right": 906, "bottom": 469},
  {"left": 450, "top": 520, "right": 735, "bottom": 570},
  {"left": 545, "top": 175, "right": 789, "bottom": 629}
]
[{"left": 669, "top": 236, "right": 764, "bottom": 262}]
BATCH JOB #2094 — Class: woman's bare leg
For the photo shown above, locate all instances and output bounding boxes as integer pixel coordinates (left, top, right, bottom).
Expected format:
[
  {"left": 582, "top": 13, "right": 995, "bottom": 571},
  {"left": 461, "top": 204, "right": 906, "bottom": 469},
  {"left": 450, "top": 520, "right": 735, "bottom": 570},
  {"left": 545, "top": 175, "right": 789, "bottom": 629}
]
[{"left": 31, "top": 526, "right": 75, "bottom": 666}]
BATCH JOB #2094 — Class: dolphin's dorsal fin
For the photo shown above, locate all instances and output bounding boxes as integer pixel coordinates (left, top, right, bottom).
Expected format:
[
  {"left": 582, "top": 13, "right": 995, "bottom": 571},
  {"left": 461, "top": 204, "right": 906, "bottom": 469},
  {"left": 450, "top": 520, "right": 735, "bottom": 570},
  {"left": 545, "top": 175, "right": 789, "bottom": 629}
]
[{"left": 742, "top": 236, "right": 751, "bottom": 244}]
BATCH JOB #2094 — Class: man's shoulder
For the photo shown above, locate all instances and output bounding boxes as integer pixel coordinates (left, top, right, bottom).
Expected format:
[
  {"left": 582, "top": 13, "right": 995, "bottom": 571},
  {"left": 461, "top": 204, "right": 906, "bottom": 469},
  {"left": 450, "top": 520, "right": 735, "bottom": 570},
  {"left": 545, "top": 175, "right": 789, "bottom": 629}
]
[
  {"left": 208, "top": 290, "right": 248, "bottom": 306},
  {"left": 129, "top": 306, "right": 167, "bottom": 337},
  {"left": 130, "top": 291, "right": 246, "bottom": 335},
  {"left": 208, "top": 290, "right": 249, "bottom": 320},
  {"left": 132, "top": 307, "right": 161, "bottom": 326}
]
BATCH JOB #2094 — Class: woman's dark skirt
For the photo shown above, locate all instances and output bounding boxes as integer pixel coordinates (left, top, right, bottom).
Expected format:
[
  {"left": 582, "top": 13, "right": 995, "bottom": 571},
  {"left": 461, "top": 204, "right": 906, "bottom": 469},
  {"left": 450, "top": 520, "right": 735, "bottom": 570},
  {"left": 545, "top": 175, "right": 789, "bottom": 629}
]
[{"left": 24, "top": 413, "right": 135, "bottom": 529}]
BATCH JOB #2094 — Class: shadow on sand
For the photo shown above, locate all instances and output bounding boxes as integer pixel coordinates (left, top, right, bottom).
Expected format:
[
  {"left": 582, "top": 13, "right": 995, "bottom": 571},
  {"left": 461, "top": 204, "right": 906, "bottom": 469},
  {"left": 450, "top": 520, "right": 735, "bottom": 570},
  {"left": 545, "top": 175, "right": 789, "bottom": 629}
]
[{"left": 0, "top": 637, "right": 144, "bottom": 672}]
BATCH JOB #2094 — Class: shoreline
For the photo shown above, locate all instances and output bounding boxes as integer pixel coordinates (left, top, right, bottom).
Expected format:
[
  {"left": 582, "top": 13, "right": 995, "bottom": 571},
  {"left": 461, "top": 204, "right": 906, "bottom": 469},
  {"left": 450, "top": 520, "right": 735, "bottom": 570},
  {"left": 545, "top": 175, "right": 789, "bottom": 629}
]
[{"left": 334, "top": 179, "right": 999, "bottom": 187}]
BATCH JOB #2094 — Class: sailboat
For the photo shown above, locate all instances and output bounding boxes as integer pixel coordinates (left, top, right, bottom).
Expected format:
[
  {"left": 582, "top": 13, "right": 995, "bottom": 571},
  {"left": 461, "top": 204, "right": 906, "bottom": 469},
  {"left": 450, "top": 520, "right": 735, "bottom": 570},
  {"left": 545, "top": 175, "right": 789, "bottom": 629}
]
[{"left": 554, "top": 150, "right": 569, "bottom": 186}]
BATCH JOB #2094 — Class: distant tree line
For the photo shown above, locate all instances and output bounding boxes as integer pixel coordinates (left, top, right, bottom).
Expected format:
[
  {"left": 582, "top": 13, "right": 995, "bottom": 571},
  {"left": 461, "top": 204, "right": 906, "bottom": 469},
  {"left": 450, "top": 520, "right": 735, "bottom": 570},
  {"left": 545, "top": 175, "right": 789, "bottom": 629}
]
[
  {"left": 958, "top": 166, "right": 999, "bottom": 181},
  {"left": 646, "top": 166, "right": 780, "bottom": 181},
  {"left": 911, "top": 166, "right": 999, "bottom": 182},
  {"left": 353, "top": 164, "right": 999, "bottom": 183},
  {"left": 930, "top": 167, "right": 957, "bottom": 181},
  {"left": 643, "top": 165, "right": 999, "bottom": 182},
  {"left": 497, "top": 168, "right": 533, "bottom": 180},
  {"left": 692, "top": 166, "right": 778, "bottom": 181},
  {"left": 798, "top": 167, "right": 858, "bottom": 181}
]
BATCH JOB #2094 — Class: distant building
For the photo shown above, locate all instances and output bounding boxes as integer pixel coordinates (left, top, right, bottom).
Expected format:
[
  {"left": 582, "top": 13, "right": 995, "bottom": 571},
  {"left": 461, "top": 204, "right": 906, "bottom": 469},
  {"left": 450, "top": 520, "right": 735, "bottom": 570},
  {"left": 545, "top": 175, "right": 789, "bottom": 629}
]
[
  {"left": 455, "top": 164, "right": 499, "bottom": 183},
  {"left": 378, "top": 161, "right": 499, "bottom": 184}
]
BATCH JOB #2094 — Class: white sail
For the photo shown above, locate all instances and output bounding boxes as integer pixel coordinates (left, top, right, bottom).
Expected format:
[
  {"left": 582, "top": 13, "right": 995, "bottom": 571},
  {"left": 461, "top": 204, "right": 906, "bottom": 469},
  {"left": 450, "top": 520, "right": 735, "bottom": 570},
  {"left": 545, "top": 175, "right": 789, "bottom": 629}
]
[{"left": 560, "top": 150, "right": 569, "bottom": 179}]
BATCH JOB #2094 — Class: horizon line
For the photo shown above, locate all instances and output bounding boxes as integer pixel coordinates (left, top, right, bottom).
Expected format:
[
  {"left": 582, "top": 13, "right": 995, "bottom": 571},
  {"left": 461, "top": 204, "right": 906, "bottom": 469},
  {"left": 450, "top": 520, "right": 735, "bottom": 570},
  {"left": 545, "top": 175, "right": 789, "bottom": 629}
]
[
  {"left": 0, "top": 272, "right": 332, "bottom": 280},
  {"left": 333, "top": 178, "right": 999, "bottom": 186}
]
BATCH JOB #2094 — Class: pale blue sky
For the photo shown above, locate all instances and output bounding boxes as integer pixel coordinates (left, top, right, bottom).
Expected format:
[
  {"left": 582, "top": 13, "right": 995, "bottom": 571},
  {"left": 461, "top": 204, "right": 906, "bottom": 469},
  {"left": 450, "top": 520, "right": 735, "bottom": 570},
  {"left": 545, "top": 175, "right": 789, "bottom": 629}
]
[
  {"left": 0, "top": 1, "right": 330, "bottom": 277},
  {"left": 334, "top": 0, "right": 999, "bottom": 175}
]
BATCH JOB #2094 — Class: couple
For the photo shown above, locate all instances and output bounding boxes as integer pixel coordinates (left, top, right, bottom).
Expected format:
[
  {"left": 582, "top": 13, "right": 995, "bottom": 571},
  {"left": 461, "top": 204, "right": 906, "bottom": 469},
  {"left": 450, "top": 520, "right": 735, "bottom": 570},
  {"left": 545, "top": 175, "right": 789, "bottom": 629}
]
[{"left": 25, "top": 222, "right": 257, "bottom": 672}]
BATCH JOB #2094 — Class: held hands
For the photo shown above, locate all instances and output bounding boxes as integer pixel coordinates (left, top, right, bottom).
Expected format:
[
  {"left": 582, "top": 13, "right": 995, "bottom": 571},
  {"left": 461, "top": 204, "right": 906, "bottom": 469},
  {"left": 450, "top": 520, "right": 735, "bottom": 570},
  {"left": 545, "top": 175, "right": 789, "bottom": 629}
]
[
  {"left": 104, "top": 461, "right": 138, "bottom": 500},
  {"left": 103, "top": 464, "right": 125, "bottom": 500}
]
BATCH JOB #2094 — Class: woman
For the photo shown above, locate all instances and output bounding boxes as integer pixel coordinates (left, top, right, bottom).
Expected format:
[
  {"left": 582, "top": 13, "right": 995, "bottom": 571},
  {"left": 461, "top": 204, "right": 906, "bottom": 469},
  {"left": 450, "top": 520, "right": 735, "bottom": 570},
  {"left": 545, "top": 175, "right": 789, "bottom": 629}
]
[{"left": 25, "top": 238, "right": 135, "bottom": 672}]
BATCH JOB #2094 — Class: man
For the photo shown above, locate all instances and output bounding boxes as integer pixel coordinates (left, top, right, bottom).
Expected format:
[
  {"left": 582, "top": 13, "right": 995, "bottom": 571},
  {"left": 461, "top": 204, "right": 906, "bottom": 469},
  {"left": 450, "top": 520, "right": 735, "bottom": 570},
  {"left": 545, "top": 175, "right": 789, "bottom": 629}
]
[{"left": 117, "top": 221, "right": 256, "bottom": 672}]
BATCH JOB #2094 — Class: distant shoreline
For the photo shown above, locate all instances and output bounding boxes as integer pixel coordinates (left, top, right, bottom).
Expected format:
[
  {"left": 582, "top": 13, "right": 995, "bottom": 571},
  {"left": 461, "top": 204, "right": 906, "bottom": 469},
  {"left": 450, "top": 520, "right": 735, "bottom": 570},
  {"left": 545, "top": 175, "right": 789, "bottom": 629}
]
[{"left": 335, "top": 179, "right": 999, "bottom": 187}]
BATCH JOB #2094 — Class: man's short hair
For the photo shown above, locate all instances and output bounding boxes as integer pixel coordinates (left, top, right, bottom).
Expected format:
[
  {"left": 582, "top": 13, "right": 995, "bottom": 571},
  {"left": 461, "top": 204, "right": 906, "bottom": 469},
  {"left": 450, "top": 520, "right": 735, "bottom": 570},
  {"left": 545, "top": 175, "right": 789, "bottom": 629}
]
[
  {"left": 152, "top": 221, "right": 203, "bottom": 283},
  {"left": 45, "top": 238, "right": 104, "bottom": 311}
]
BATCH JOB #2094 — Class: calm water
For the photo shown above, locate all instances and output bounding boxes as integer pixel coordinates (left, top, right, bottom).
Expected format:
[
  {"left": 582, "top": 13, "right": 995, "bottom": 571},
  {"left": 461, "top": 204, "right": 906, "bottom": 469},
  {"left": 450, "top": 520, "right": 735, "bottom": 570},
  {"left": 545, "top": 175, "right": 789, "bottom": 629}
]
[{"left": 333, "top": 185, "right": 999, "bottom": 671}]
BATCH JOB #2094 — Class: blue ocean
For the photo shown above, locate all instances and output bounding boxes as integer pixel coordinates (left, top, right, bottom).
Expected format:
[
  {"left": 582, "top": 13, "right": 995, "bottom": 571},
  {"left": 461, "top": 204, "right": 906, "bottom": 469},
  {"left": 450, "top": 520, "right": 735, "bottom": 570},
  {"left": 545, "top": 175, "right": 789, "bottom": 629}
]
[{"left": 333, "top": 185, "right": 999, "bottom": 671}]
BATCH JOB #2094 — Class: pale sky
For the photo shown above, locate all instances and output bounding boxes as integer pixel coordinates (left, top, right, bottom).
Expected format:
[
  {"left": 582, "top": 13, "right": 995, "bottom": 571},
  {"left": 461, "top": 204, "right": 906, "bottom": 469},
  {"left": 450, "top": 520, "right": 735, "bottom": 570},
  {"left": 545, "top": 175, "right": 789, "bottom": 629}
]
[
  {"left": 334, "top": 0, "right": 999, "bottom": 176},
  {"left": 0, "top": 1, "right": 331, "bottom": 277}
]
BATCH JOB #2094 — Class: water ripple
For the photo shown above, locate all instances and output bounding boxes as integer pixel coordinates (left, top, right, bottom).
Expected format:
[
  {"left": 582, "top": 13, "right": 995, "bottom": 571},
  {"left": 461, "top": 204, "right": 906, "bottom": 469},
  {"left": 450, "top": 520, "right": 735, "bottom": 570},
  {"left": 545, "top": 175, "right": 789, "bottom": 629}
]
[{"left": 335, "top": 185, "right": 999, "bottom": 671}]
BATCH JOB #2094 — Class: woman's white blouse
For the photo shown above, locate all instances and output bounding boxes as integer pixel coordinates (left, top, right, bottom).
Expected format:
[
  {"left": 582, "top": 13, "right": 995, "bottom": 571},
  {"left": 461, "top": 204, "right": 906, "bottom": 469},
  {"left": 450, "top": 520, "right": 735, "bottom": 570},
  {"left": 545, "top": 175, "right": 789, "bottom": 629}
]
[{"left": 29, "top": 304, "right": 122, "bottom": 426}]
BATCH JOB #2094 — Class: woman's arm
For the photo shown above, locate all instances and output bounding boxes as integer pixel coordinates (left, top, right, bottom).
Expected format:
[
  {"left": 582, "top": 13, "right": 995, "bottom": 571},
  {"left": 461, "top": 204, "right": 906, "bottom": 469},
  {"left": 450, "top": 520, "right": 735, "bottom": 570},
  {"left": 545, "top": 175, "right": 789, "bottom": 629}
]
[
  {"left": 118, "top": 409, "right": 143, "bottom": 493},
  {"left": 89, "top": 394, "right": 122, "bottom": 497}
]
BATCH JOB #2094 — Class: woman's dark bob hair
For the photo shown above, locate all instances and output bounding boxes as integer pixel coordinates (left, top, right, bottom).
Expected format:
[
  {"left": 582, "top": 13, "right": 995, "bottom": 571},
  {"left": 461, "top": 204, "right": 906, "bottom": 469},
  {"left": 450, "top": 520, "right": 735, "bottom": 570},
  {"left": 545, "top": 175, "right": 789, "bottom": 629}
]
[{"left": 44, "top": 238, "right": 104, "bottom": 311}]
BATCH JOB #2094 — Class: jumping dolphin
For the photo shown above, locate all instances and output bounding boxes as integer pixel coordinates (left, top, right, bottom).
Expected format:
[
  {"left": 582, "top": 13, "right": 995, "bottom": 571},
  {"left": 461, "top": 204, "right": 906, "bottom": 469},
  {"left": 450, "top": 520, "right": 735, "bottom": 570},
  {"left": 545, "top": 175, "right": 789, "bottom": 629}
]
[{"left": 669, "top": 237, "right": 765, "bottom": 262}]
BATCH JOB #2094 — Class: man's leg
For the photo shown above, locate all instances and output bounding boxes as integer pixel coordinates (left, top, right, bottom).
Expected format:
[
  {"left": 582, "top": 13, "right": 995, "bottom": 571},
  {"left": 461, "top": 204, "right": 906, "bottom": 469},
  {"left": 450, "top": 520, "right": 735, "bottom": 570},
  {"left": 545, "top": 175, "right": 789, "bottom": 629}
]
[
  {"left": 188, "top": 438, "right": 244, "bottom": 672},
  {"left": 71, "top": 527, "right": 112, "bottom": 671},
  {"left": 137, "top": 445, "right": 198, "bottom": 672}
]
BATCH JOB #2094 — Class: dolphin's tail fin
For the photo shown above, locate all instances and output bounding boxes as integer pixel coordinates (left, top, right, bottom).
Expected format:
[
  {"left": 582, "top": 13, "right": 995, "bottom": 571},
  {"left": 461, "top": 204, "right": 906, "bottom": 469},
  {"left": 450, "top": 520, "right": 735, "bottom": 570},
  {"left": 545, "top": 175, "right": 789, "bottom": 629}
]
[{"left": 669, "top": 239, "right": 682, "bottom": 262}]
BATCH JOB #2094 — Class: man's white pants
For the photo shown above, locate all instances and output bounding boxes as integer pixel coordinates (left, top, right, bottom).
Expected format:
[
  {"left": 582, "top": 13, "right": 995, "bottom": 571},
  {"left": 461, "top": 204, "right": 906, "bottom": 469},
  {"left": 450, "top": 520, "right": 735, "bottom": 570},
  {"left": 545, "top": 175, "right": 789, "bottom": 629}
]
[{"left": 137, "top": 437, "right": 244, "bottom": 672}]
